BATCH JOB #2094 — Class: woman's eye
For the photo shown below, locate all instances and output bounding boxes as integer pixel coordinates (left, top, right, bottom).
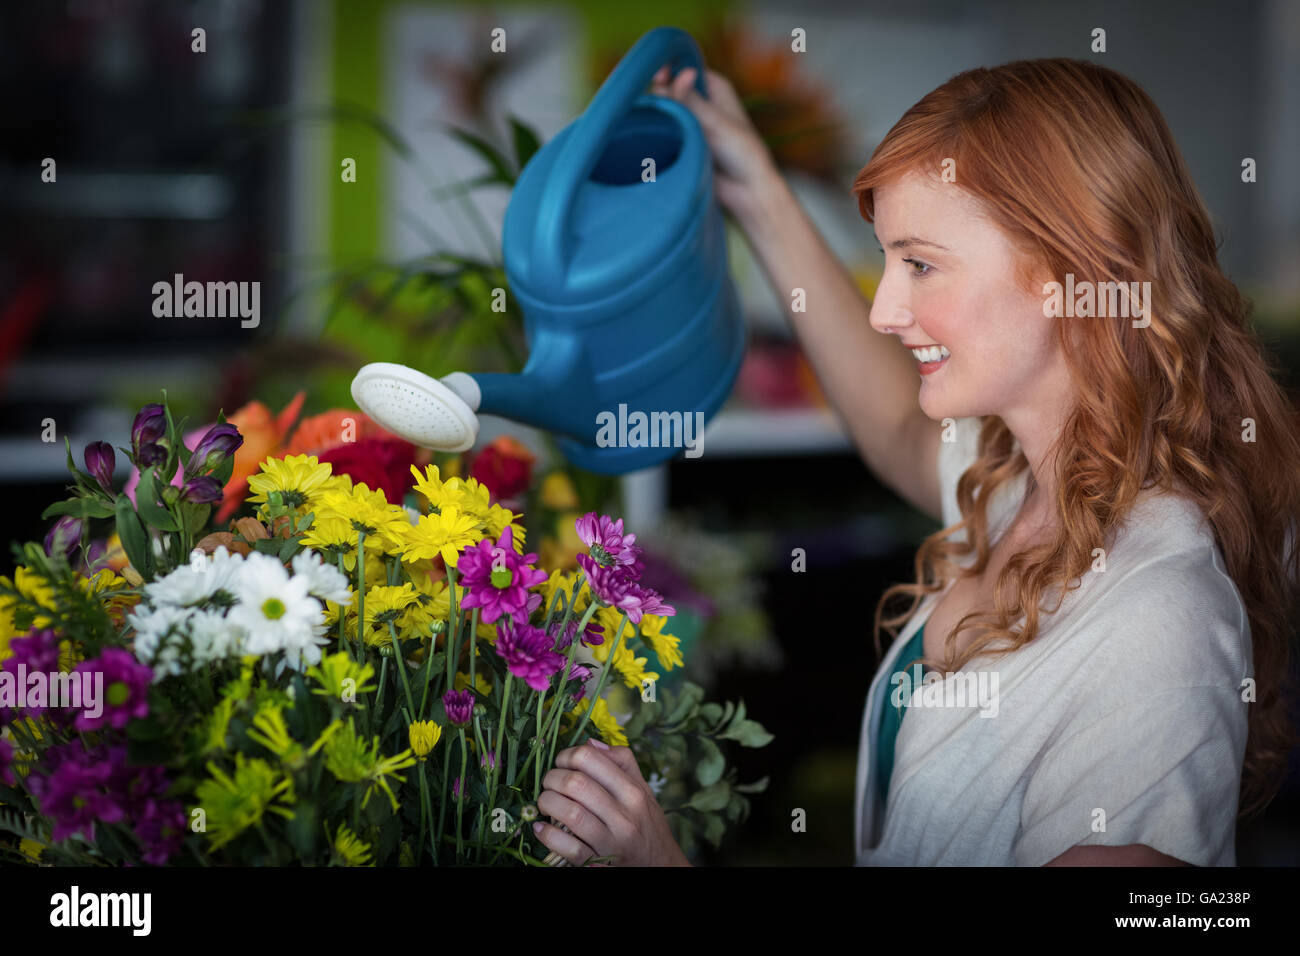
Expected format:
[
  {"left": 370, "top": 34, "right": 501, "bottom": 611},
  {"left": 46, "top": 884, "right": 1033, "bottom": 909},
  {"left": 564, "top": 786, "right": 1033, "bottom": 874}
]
[{"left": 902, "top": 257, "right": 932, "bottom": 277}]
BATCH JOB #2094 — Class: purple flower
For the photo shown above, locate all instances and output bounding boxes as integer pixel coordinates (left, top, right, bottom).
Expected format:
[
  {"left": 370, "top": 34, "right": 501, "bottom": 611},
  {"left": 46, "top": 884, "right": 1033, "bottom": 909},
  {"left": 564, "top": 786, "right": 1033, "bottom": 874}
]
[
  {"left": 0, "top": 737, "right": 14, "bottom": 786},
  {"left": 44, "top": 516, "right": 83, "bottom": 564},
  {"left": 3, "top": 629, "right": 66, "bottom": 719},
  {"left": 185, "top": 423, "right": 243, "bottom": 479},
  {"left": 181, "top": 476, "right": 223, "bottom": 504},
  {"left": 457, "top": 526, "right": 548, "bottom": 626},
  {"left": 136, "top": 442, "right": 168, "bottom": 469},
  {"left": 73, "top": 648, "right": 153, "bottom": 731},
  {"left": 84, "top": 441, "right": 116, "bottom": 493},
  {"left": 557, "top": 614, "right": 604, "bottom": 649},
  {"left": 131, "top": 797, "right": 187, "bottom": 866},
  {"left": 495, "top": 619, "right": 566, "bottom": 693},
  {"left": 28, "top": 740, "right": 184, "bottom": 863},
  {"left": 575, "top": 512, "right": 642, "bottom": 568},
  {"left": 564, "top": 663, "right": 594, "bottom": 703},
  {"left": 578, "top": 561, "right": 674, "bottom": 625},
  {"left": 480, "top": 749, "right": 496, "bottom": 772},
  {"left": 443, "top": 689, "right": 474, "bottom": 726},
  {"left": 452, "top": 775, "right": 462, "bottom": 799},
  {"left": 27, "top": 741, "right": 126, "bottom": 843},
  {"left": 131, "top": 403, "right": 166, "bottom": 451}
]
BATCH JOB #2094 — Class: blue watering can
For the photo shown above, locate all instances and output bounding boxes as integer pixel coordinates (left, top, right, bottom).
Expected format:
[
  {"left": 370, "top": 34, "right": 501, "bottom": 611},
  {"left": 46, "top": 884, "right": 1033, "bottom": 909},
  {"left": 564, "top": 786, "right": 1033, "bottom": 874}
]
[{"left": 351, "top": 26, "right": 747, "bottom": 474}]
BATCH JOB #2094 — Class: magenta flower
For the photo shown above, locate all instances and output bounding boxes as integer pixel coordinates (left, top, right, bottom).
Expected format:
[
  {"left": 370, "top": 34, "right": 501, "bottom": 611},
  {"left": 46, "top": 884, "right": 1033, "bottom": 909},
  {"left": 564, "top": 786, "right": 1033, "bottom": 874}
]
[
  {"left": 457, "top": 526, "right": 548, "bottom": 626},
  {"left": 564, "top": 663, "right": 594, "bottom": 703},
  {"left": 443, "top": 689, "right": 474, "bottom": 726},
  {"left": 2, "top": 628, "right": 65, "bottom": 719},
  {"left": 452, "top": 775, "right": 462, "bottom": 799},
  {"left": 27, "top": 741, "right": 126, "bottom": 843},
  {"left": 73, "top": 648, "right": 154, "bottom": 731},
  {"left": 495, "top": 619, "right": 566, "bottom": 693},
  {"left": 480, "top": 749, "right": 496, "bottom": 772},
  {"left": 575, "top": 513, "right": 642, "bottom": 568},
  {"left": 558, "top": 614, "right": 604, "bottom": 649}
]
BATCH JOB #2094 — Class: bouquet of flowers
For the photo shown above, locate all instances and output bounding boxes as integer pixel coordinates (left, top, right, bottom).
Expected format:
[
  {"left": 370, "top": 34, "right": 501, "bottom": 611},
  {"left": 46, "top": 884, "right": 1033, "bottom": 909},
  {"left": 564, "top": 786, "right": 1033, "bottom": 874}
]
[{"left": 0, "top": 392, "right": 770, "bottom": 865}]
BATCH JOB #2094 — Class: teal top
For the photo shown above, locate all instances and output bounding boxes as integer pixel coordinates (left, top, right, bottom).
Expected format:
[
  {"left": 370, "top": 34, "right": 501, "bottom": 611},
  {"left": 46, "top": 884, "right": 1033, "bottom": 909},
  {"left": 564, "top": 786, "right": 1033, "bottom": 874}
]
[{"left": 876, "top": 623, "right": 927, "bottom": 804}]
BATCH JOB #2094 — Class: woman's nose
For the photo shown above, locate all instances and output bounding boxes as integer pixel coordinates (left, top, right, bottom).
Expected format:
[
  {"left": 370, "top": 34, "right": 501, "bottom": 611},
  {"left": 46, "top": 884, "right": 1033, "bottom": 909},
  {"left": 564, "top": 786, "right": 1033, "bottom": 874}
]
[{"left": 867, "top": 267, "right": 913, "bottom": 335}]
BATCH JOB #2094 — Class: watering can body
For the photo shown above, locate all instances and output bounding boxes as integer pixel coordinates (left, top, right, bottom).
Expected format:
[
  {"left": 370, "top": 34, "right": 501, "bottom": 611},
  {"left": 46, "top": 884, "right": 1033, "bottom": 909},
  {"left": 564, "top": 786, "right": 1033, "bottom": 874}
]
[{"left": 480, "top": 27, "right": 747, "bottom": 474}]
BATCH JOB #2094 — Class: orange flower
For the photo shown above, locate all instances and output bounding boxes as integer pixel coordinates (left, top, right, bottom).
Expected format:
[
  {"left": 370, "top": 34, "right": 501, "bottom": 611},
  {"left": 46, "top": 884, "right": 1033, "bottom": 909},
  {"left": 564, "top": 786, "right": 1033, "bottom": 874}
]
[{"left": 283, "top": 408, "right": 386, "bottom": 456}]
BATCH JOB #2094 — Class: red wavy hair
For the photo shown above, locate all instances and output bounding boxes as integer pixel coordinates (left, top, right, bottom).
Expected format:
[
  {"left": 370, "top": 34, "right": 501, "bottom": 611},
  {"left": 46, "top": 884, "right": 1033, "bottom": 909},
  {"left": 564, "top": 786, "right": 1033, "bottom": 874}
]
[{"left": 852, "top": 59, "right": 1300, "bottom": 819}]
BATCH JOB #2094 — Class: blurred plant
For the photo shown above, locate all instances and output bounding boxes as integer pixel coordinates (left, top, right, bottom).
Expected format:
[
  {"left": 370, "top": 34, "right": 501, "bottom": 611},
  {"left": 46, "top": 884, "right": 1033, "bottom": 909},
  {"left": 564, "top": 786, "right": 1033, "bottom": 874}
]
[{"left": 593, "top": 17, "right": 852, "bottom": 184}]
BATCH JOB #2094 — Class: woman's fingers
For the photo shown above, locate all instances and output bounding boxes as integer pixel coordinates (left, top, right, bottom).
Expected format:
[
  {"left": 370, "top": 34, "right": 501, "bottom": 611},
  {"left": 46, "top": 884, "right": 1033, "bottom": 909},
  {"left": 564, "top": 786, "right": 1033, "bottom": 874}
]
[
  {"left": 537, "top": 785, "right": 617, "bottom": 854},
  {"left": 533, "top": 820, "right": 598, "bottom": 866},
  {"left": 554, "top": 743, "right": 644, "bottom": 806}
]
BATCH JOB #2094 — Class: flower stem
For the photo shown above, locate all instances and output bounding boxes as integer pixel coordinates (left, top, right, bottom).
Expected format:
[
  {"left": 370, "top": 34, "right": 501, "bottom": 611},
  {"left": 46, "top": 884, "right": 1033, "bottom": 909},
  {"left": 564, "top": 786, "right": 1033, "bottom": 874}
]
[
  {"left": 485, "top": 671, "right": 513, "bottom": 822},
  {"left": 355, "top": 531, "right": 367, "bottom": 660},
  {"left": 455, "top": 727, "right": 468, "bottom": 859},
  {"left": 335, "top": 552, "right": 348, "bottom": 653},
  {"left": 567, "top": 612, "right": 629, "bottom": 748},
  {"left": 388, "top": 622, "right": 417, "bottom": 720},
  {"left": 418, "top": 760, "right": 436, "bottom": 866}
]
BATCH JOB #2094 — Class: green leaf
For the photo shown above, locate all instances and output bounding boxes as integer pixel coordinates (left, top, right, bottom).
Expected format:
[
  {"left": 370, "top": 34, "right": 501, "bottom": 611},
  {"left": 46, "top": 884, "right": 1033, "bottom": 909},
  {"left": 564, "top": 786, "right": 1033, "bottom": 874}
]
[
  {"left": 733, "top": 775, "right": 770, "bottom": 794},
  {"left": 686, "top": 780, "right": 731, "bottom": 812},
  {"left": 702, "top": 811, "right": 726, "bottom": 848},
  {"left": 286, "top": 801, "right": 319, "bottom": 858},
  {"left": 508, "top": 116, "right": 541, "bottom": 170},
  {"left": 665, "top": 682, "right": 703, "bottom": 726},
  {"left": 41, "top": 497, "right": 114, "bottom": 521},
  {"left": 698, "top": 702, "right": 723, "bottom": 727},
  {"left": 719, "top": 719, "right": 774, "bottom": 748},
  {"left": 443, "top": 123, "right": 514, "bottom": 187},
  {"left": 113, "top": 494, "right": 153, "bottom": 579},
  {"left": 135, "top": 466, "right": 180, "bottom": 532},
  {"left": 178, "top": 502, "right": 211, "bottom": 537},
  {"left": 694, "top": 735, "right": 725, "bottom": 787}
]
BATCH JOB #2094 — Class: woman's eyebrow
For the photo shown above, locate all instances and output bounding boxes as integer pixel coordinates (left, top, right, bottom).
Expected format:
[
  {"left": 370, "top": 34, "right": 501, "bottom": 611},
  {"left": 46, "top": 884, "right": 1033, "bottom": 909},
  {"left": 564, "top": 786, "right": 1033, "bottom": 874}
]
[{"left": 886, "top": 236, "right": 951, "bottom": 252}]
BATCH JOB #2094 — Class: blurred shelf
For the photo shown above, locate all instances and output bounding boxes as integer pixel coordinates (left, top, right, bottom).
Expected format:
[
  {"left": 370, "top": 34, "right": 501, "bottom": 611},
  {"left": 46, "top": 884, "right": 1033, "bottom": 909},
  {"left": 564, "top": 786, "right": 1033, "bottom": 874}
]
[{"left": 701, "top": 405, "right": 852, "bottom": 457}]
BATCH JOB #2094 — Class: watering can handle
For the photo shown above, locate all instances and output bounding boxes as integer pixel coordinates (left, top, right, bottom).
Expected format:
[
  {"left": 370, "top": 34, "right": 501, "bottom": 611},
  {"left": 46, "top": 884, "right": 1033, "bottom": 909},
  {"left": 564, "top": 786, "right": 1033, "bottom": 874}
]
[{"left": 532, "top": 27, "right": 709, "bottom": 288}]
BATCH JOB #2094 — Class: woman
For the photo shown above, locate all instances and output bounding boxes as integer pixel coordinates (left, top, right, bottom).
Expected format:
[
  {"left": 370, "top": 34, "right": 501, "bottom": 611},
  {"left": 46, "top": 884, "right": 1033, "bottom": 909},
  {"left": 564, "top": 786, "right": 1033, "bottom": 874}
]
[{"left": 533, "top": 58, "right": 1300, "bottom": 867}]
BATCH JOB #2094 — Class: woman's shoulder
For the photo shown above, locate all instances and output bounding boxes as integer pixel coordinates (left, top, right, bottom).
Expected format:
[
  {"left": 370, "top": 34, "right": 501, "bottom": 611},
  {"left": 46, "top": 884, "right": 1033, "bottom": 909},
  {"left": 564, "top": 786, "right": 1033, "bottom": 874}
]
[{"left": 1067, "top": 489, "right": 1250, "bottom": 689}]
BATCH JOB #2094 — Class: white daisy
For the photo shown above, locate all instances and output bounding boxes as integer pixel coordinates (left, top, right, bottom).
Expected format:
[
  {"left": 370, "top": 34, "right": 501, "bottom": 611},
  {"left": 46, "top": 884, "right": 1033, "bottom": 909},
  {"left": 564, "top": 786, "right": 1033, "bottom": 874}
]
[
  {"left": 143, "top": 545, "right": 244, "bottom": 608},
  {"left": 291, "top": 548, "right": 353, "bottom": 605},
  {"left": 128, "top": 604, "right": 196, "bottom": 679},
  {"left": 227, "top": 552, "right": 328, "bottom": 672},
  {"left": 647, "top": 772, "right": 667, "bottom": 797},
  {"left": 187, "top": 607, "right": 245, "bottom": 666}
]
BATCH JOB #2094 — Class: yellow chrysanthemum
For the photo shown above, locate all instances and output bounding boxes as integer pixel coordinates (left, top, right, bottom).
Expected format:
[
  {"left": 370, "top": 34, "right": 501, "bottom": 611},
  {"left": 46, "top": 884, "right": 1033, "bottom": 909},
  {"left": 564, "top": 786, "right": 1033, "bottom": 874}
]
[
  {"left": 442, "top": 476, "right": 493, "bottom": 521},
  {"left": 246, "top": 454, "right": 337, "bottom": 515},
  {"left": 400, "top": 575, "right": 450, "bottom": 634},
  {"left": 408, "top": 720, "right": 442, "bottom": 758},
  {"left": 314, "top": 484, "right": 411, "bottom": 554},
  {"left": 568, "top": 696, "right": 628, "bottom": 747},
  {"left": 359, "top": 584, "right": 421, "bottom": 646},
  {"left": 610, "top": 639, "right": 659, "bottom": 691},
  {"left": 1, "top": 566, "right": 58, "bottom": 637},
  {"left": 300, "top": 514, "right": 357, "bottom": 566},
  {"left": 483, "top": 505, "right": 527, "bottom": 555},
  {"left": 590, "top": 605, "right": 631, "bottom": 661},
  {"left": 539, "top": 471, "right": 579, "bottom": 510},
  {"left": 401, "top": 506, "right": 481, "bottom": 568},
  {"left": 454, "top": 670, "right": 492, "bottom": 697},
  {"left": 332, "top": 823, "right": 373, "bottom": 866},
  {"left": 638, "top": 613, "right": 683, "bottom": 671}
]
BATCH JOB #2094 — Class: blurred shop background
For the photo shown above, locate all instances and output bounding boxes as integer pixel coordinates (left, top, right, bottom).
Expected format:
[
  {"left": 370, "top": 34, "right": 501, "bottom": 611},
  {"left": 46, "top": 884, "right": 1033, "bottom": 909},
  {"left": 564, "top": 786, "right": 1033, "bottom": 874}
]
[{"left": 1, "top": 0, "right": 1298, "bottom": 864}]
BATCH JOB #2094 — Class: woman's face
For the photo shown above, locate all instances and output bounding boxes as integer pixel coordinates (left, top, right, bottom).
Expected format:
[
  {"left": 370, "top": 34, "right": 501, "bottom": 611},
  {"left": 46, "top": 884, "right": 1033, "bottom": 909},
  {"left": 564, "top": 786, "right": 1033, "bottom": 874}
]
[{"left": 867, "top": 171, "right": 1071, "bottom": 429}]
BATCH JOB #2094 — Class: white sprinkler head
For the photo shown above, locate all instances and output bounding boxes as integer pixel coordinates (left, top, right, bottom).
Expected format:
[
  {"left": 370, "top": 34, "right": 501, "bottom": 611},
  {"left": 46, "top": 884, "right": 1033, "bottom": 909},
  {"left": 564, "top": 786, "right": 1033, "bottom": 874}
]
[{"left": 350, "top": 362, "right": 481, "bottom": 452}]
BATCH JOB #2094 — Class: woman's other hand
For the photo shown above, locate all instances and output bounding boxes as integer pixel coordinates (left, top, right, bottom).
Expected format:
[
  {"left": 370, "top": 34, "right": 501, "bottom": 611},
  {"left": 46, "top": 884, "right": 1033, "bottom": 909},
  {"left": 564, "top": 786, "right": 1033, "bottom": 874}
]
[
  {"left": 651, "top": 64, "right": 777, "bottom": 222},
  {"left": 534, "top": 737, "right": 691, "bottom": 866}
]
